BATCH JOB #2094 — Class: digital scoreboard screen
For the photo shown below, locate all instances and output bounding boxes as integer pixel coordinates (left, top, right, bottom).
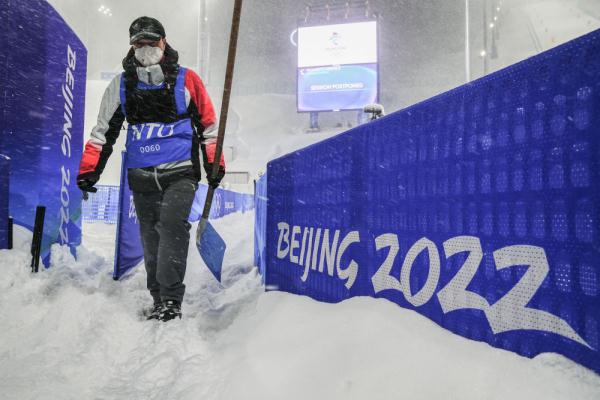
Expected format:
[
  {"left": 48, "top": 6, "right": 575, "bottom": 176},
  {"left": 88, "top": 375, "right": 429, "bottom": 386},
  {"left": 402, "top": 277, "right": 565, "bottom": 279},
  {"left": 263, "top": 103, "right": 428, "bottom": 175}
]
[{"left": 297, "top": 21, "right": 378, "bottom": 112}]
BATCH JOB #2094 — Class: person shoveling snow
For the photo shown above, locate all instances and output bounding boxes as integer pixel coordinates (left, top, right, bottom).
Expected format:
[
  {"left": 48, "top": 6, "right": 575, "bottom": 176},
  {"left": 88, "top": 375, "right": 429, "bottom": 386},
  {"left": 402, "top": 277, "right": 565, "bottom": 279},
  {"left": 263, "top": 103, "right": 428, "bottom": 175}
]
[{"left": 76, "top": 16, "right": 225, "bottom": 322}]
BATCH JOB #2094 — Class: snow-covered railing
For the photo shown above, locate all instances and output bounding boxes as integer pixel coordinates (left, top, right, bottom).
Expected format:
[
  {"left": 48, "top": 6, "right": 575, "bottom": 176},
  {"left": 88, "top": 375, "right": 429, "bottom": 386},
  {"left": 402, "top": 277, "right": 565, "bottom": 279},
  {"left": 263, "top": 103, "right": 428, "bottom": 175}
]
[{"left": 261, "top": 30, "right": 600, "bottom": 374}]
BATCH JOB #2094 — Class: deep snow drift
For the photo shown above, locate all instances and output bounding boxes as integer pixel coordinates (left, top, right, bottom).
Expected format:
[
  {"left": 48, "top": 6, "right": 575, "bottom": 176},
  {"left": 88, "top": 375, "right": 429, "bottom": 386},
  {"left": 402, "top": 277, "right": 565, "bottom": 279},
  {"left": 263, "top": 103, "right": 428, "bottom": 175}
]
[{"left": 1, "top": 212, "right": 600, "bottom": 400}]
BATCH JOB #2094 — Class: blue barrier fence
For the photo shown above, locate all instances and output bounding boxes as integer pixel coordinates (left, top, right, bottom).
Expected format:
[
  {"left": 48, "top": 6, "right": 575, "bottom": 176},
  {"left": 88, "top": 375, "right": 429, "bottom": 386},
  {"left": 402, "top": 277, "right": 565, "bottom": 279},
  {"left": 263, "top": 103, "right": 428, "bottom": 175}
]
[
  {"left": 0, "top": 155, "right": 10, "bottom": 249},
  {"left": 82, "top": 182, "right": 258, "bottom": 226},
  {"left": 189, "top": 185, "right": 255, "bottom": 222},
  {"left": 263, "top": 30, "right": 600, "bottom": 374},
  {"left": 0, "top": 0, "right": 86, "bottom": 264},
  {"left": 113, "top": 154, "right": 143, "bottom": 280},
  {"left": 81, "top": 185, "right": 120, "bottom": 224},
  {"left": 254, "top": 174, "right": 267, "bottom": 281}
]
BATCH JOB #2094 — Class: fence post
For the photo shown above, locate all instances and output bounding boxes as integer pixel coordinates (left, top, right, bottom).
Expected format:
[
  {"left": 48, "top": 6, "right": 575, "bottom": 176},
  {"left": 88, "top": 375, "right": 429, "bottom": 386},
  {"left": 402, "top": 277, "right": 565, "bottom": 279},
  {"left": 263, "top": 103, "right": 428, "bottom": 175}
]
[
  {"left": 8, "top": 217, "right": 13, "bottom": 250},
  {"left": 30, "top": 206, "right": 46, "bottom": 273},
  {"left": 0, "top": 154, "right": 10, "bottom": 250},
  {"left": 309, "top": 112, "right": 319, "bottom": 131}
]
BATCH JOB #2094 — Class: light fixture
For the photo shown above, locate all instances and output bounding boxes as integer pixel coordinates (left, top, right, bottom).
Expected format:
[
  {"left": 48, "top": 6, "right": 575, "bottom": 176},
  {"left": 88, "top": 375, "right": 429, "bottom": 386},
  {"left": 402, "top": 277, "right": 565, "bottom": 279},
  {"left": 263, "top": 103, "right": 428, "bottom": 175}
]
[
  {"left": 489, "top": 22, "right": 494, "bottom": 28},
  {"left": 494, "top": 16, "right": 498, "bottom": 21},
  {"left": 480, "top": 50, "right": 487, "bottom": 57},
  {"left": 98, "top": 5, "right": 111, "bottom": 16}
]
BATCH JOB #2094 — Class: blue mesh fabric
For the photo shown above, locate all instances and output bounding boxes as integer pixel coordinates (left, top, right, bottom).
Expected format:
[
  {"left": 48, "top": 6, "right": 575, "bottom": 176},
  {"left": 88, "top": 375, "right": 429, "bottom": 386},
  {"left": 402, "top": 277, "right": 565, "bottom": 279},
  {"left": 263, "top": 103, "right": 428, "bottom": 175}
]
[
  {"left": 0, "top": 155, "right": 9, "bottom": 249},
  {"left": 254, "top": 175, "right": 268, "bottom": 281},
  {"left": 265, "top": 30, "right": 600, "bottom": 374}
]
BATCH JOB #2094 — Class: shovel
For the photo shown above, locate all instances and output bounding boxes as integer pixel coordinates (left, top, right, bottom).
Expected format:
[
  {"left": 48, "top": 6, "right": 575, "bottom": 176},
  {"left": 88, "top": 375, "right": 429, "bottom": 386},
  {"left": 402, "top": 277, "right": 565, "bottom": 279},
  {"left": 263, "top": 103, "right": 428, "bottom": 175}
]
[{"left": 195, "top": 0, "right": 243, "bottom": 282}]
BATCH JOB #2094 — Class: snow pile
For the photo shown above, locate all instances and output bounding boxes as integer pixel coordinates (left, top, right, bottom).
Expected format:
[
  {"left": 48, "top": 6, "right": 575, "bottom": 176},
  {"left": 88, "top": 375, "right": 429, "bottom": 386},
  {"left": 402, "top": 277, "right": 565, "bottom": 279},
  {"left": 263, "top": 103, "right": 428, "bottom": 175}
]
[
  {"left": 1, "top": 213, "right": 600, "bottom": 400},
  {"left": 0, "top": 214, "right": 263, "bottom": 400}
]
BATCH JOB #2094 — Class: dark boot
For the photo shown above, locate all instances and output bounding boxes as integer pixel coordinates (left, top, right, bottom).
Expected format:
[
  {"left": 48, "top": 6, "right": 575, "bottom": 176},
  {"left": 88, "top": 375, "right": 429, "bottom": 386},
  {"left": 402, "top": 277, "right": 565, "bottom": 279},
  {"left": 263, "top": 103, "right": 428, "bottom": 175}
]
[
  {"left": 160, "top": 300, "right": 182, "bottom": 322},
  {"left": 144, "top": 301, "right": 163, "bottom": 320}
]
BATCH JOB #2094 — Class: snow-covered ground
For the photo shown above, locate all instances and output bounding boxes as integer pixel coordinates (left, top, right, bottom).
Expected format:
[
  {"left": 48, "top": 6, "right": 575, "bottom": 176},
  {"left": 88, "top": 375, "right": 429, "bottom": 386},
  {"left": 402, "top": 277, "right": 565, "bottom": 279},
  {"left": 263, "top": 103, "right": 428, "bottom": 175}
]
[{"left": 1, "top": 212, "right": 600, "bottom": 400}]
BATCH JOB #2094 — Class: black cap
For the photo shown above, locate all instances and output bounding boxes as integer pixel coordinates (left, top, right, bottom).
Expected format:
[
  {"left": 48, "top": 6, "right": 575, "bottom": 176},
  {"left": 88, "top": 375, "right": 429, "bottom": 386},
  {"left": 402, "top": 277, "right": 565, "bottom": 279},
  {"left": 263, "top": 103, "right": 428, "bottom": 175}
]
[{"left": 129, "top": 16, "right": 165, "bottom": 44}]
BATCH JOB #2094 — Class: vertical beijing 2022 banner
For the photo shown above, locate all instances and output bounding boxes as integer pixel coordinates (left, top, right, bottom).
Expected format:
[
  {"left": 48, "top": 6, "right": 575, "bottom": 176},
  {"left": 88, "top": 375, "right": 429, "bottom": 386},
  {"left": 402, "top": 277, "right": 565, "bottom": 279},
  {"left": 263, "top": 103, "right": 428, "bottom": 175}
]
[
  {"left": 0, "top": 0, "right": 87, "bottom": 263},
  {"left": 297, "top": 20, "right": 378, "bottom": 112}
]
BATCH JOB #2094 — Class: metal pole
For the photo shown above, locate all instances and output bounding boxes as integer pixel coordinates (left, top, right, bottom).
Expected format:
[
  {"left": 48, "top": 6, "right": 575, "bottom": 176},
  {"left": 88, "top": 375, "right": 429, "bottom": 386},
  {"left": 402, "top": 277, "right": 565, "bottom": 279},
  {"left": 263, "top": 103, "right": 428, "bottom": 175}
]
[
  {"left": 205, "top": 0, "right": 211, "bottom": 85},
  {"left": 465, "top": 0, "right": 471, "bottom": 83},
  {"left": 31, "top": 206, "right": 46, "bottom": 273},
  {"left": 7, "top": 217, "right": 13, "bottom": 250},
  {"left": 197, "top": 0, "right": 201, "bottom": 74},
  {"left": 197, "top": 0, "right": 210, "bottom": 82},
  {"left": 490, "top": 0, "right": 498, "bottom": 59},
  {"left": 494, "top": 0, "right": 500, "bottom": 40},
  {"left": 310, "top": 112, "right": 319, "bottom": 130},
  {"left": 483, "top": 0, "right": 488, "bottom": 75},
  {"left": 199, "top": 0, "right": 243, "bottom": 228}
]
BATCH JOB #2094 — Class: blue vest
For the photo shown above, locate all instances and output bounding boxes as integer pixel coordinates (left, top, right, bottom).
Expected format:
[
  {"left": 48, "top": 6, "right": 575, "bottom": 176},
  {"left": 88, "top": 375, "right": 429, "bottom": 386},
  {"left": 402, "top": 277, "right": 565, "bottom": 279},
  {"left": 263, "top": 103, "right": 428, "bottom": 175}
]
[{"left": 120, "top": 67, "right": 193, "bottom": 169}]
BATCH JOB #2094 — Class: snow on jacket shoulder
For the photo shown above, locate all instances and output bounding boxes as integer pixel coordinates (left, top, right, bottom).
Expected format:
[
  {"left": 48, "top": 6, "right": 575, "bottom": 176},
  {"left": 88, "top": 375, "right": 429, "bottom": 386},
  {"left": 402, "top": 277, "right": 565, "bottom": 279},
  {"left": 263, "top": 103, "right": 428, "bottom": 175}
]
[{"left": 78, "top": 67, "right": 218, "bottom": 180}]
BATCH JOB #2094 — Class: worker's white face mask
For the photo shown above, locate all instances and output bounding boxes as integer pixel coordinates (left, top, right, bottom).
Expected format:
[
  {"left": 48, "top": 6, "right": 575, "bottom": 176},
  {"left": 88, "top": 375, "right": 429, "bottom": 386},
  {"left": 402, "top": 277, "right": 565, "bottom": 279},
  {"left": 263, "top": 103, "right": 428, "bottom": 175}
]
[{"left": 134, "top": 46, "right": 164, "bottom": 67}]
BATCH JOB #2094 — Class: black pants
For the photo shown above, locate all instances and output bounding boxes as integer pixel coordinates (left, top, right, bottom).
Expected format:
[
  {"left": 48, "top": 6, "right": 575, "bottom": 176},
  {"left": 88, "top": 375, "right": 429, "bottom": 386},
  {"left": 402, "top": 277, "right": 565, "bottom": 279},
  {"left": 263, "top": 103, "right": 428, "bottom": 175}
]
[{"left": 130, "top": 167, "right": 198, "bottom": 304}]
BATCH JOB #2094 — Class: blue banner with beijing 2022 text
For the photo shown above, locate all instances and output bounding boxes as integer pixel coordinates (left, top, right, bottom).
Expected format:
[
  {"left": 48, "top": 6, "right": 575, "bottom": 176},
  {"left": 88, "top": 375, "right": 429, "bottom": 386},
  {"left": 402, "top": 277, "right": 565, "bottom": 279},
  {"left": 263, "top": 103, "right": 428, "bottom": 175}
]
[
  {"left": 266, "top": 30, "right": 600, "bottom": 374},
  {"left": 0, "top": 0, "right": 86, "bottom": 263}
]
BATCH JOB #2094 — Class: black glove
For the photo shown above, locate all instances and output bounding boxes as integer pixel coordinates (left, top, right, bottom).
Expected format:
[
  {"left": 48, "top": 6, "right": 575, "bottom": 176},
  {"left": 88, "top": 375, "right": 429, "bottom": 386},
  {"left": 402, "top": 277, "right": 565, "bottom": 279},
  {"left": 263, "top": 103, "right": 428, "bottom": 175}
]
[
  {"left": 207, "top": 174, "right": 222, "bottom": 189},
  {"left": 77, "top": 173, "right": 99, "bottom": 193},
  {"left": 205, "top": 164, "right": 225, "bottom": 189}
]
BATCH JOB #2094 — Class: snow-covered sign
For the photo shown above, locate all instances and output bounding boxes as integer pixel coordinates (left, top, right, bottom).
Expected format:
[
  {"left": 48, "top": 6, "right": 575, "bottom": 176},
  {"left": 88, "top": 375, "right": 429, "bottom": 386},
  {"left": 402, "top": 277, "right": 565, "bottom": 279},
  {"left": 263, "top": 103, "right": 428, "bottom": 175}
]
[{"left": 266, "top": 28, "right": 600, "bottom": 374}]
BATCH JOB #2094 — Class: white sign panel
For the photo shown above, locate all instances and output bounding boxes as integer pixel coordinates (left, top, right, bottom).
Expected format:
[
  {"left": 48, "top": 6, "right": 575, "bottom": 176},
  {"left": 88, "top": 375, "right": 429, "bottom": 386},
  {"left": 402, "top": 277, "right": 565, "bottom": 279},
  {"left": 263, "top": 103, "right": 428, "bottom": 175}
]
[{"left": 298, "top": 21, "right": 378, "bottom": 68}]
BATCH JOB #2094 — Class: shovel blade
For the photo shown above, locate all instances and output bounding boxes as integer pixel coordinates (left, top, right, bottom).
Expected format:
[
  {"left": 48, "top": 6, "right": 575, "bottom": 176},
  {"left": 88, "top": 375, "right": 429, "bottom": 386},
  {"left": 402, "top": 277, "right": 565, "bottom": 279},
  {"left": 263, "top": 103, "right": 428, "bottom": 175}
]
[{"left": 196, "top": 221, "right": 226, "bottom": 282}]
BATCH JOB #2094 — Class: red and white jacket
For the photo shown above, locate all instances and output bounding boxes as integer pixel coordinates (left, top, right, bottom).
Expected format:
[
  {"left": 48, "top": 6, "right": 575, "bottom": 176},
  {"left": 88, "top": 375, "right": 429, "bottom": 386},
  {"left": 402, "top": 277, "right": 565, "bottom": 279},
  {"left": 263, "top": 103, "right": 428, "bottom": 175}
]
[{"left": 78, "top": 45, "right": 223, "bottom": 183}]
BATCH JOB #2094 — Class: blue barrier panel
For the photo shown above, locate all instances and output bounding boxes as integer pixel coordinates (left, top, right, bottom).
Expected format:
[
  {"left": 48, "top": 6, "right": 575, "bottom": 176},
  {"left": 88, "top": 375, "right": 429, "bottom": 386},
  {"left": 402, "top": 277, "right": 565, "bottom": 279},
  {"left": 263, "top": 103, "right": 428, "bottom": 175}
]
[
  {"left": 83, "top": 185, "right": 260, "bottom": 225},
  {"left": 113, "top": 153, "right": 144, "bottom": 279},
  {"left": 244, "top": 191, "right": 255, "bottom": 213},
  {"left": 0, "top": 155, "right": 10, "bottom": 249},
  {"left": 82, "top": 185, "right": 120, "bottom": 224},
  {"left": 254, "top": 174, "right": 267, "bottom": 280},
  {"left": 189, "top": 185, "right": 254, "bottom": 222},
  {"left": 265, "top": 30, "right": 600, "bottom": 374},
  {"left": 114, "top": 162, "right": 255, "bottom": 279},
  {"left": 0, "top": 0, "right": 87, "bottom": 263}
]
